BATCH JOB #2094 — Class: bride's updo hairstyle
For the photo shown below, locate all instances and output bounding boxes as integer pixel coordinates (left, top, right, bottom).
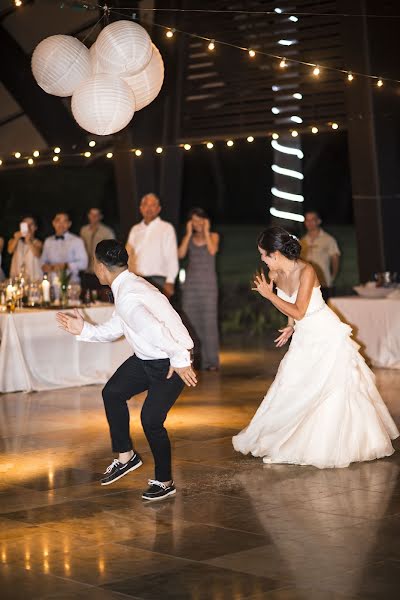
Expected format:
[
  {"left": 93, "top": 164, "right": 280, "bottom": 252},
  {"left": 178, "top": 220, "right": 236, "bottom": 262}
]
[{"left": 257, "top": 226, "right": 301, "bottom": 261}]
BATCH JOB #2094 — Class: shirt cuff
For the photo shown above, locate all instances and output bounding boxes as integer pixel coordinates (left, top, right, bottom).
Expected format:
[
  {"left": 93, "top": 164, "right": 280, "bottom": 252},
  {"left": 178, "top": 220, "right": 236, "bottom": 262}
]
[
  {"left": 169, "top": 349, "right": 191, "bottom": 368},
  {"left": 76, "top": 321, "right": 92, "bottom": 341}
]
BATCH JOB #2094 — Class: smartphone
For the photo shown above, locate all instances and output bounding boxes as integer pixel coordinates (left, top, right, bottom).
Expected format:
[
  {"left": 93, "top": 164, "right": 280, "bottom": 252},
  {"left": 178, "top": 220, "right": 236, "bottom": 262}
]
[{"left": 20, "top": 222, "right": 29, "bottom": 237}]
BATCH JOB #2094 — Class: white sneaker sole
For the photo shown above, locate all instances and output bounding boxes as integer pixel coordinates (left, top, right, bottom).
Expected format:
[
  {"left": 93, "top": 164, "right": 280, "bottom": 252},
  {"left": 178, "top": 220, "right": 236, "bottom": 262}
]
[
  {"left": 142, "top": 488, "right": 177, "bottom": 501},
  {"left": 101, "top": 460, "right": 143, "bottom": 486}
]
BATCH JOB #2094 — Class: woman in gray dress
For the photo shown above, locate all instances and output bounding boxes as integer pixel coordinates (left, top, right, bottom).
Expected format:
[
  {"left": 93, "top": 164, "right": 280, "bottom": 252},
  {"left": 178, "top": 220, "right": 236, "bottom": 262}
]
[{"left": 178, "top": 208, "right": 220, "bottom": 370}]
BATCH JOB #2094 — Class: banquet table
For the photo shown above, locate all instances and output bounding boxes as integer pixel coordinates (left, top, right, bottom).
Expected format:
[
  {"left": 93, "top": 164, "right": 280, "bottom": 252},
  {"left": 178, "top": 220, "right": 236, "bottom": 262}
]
[
  {"left": 329, "top": 296, "right": 400, "bottom": 369},
  {"left": 0, "top": 304, "right": 131, "bottom": 393}
]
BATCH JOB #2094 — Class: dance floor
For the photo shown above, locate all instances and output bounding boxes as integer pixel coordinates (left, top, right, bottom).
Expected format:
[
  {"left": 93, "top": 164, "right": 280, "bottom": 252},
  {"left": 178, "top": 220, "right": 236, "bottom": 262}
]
[{"left": 1, "top": 344, "right": 400, "bottom": 599}]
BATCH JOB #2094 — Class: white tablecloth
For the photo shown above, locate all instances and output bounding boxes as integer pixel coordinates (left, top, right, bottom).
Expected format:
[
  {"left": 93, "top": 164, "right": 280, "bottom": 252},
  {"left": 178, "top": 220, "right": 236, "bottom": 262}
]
[
  {"left": 329, "top": 297, "right": 400, "bottom": 369},
  {"left": 0, "top": 305, "right": 132, "bottom": 393}
]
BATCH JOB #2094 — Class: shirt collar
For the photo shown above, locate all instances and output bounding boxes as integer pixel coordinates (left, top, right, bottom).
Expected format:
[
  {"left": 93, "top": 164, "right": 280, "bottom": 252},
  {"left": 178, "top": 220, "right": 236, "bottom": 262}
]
[
  {"left": 53, "top": 231, "right": 71, "bottom": 240},
  {"left": 111, "top": 269, "right": 135, "bottom": 297},
  {"left": 141, "top": 216, "right": 161, "bottom": 228}
]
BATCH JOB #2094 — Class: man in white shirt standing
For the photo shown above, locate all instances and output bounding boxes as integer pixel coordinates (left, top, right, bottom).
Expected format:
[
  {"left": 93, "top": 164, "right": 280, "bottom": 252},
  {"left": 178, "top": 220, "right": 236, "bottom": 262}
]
[
  {"left": 126, "top": 193, "right": 179, "bottom": 298},
  {"left": 56, "top": 240, "right": 196, "bottom": 501}
]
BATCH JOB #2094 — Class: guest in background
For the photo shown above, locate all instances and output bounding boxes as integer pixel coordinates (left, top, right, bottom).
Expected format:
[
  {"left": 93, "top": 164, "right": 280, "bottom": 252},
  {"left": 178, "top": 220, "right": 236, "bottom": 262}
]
[
  {"left": 178, "top": 208, "right": 220, "bottom": 370},
  {"left": 80, "top": 207, "right": 115, "bottom": 293},
  {"left": 41, "top": 212, "right": 88, "bottom": 282},
  {"left": 0, "top": 236, "right": 5, "bottom": 281},
  {"left": 300, "top": 211, "right": 340, "bottom": 301},
  {"left": 8, "top": 216, "right": 43, "bottom": 281},
  {"left": 126, "top": 193, "right": 178, "bottom": 298}
]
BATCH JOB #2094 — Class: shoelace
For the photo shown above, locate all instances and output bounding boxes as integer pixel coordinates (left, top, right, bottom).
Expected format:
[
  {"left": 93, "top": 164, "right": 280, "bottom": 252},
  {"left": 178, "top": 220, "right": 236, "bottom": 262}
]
[
  {"left": 104, "top": 459, "right": 120, "bottom": 474},
  {"left": 148, "top": 479, "right": 168, "bottom": 490}
]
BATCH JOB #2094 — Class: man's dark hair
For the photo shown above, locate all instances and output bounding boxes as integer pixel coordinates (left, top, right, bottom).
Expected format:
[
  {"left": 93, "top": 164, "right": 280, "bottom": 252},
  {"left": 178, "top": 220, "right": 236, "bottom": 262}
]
[
  {"left": 54, "top": 211, "right": 72, "bottom": 221},
  {"left": 305, "top": 210, "right": 322, "bottom": 220},
  {"left": 95, "top": 239, "right": 128, "bottom": 269}
]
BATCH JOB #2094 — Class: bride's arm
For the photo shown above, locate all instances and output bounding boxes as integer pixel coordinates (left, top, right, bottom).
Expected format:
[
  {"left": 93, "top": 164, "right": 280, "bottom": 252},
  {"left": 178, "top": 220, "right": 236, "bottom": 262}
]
[{"left": 253, "top": 265, "right": 315, "bottom": 321}]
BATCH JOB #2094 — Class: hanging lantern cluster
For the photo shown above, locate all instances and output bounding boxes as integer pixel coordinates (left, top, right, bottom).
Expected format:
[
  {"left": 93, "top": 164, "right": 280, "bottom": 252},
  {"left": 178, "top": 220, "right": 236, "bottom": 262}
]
[{"left": 31, "top": 21, "right": 165, "bottom": 136}]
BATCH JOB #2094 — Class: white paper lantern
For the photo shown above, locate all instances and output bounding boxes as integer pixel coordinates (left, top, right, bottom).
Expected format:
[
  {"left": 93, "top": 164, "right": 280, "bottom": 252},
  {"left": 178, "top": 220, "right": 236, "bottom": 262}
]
[
  {"left": 89, "top": 43, "right": 102, "bottom": 74},
  {"left": 32, "top": 35, "right": 91, "bottom": 97},
  {"left": 123, "top": 44, "right": 164, "bottom": 111},
  {"left": 95, "top": 20, "right": 152, "bottom": 77},
  {"left": 71, "top": 74, "right": 136, "bottom": 136}
]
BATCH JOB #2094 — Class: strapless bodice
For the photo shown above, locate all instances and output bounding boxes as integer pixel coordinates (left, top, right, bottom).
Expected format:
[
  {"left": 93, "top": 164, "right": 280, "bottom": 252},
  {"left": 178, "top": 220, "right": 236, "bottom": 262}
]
[{"left": 276, "top": 285, "right": 325, "bottom": 320}]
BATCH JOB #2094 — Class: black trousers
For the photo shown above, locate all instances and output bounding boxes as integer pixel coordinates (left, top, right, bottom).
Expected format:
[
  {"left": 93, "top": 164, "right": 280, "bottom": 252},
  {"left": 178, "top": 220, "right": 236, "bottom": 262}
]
[{"left": 102, "top": 355, "right": 184, "bottom": 482}]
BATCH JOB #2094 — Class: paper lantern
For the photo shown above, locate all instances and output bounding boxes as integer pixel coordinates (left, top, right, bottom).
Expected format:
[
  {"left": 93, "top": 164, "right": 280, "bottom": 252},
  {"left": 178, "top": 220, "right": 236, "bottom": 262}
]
[
  {"left": 71, "top": 74, "right": 135, "bottom": 135},
  {"left": 95, "top": 20, "right": 152, "bottom": 77},
  {"left": 123, "top": 44, "right": 164, "bottom": 111},
  {"left": 32, "top": 35, "right": 91, "bottom": 97},
  {"left": 89, "top": 43, "right": 103, "bottom": 75}
]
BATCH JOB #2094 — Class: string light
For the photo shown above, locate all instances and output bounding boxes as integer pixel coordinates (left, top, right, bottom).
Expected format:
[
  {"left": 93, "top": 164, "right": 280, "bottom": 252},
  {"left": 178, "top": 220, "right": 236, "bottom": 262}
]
[
  {"left": 248, "top": 49, "right": 256, "bottom": 58},
  {"left": 166, "top": 29, "right": 174, "bottom": 38},
  {"left": 156, "top": 147, "right": 163, "bottom": 154},
  {"left": 247, "top": 136, "right": 254, "bottom": 142},
  {"left": 291, "top": 130, "right": 298, "bottom": 137},
  {"left": 347, "top": 72, "right": 354, "bottom": 82},
  {"left": 377, "top": 79, "right": 383, "bottom": 87},
  {"left": 279, "top": 59, "right": 287, "bottom": 68},
  {"left": 54, "top": 147, "right": 61, "bottom": 154},
  {"left": 226, "top": 140, "right": 234, "bottom": 147},
  {"left": 272, "top": 133, "right": 279, "bottom": 140},
  {"left": 89, "top": 140, "right": 96, "bottom": 147},
  {"left": 313, "top": 66, "right": 320, "bottom": 77},
  {"left": 291, "top": 116, "right": 303, "bottom": 123},
  {"left": 33, "top": 150, "right": 40, "bottom": 157},
  {"left": 135, "top": 149, "right": 142, "bottom": 156},
  {"left": 28, "top": 158, "right": 34, "bottom": 165},
  {"left": 14, "top": 152, "right": 21, "bottom": 158},
  {"left": 84, "top": 151, "right": 91, "bottom": 158},
  {"left": 331, "top": 122, "right": 339, "bottom": 129},
  {"left": 15, "top": 0, "right": 22, "bottom": 6},
  {"left": 271, "top": 107, "right": 280, "bottom": 114},
  {"left": 293, "top": 93, "right": 302, "bottom": 99},
  {"left": 206, "top": 142, "right": 214, "bottom": 149},
  {"left": 311, "top": 126, "right": 319, "bottom": 134},
  {"left": 0, "top": 160, "right": 2, "bottom": 166},
  {"left": 183, "top": 144, "right": 191, "bottom": 150},
  {"left": 208, "top": 40, "right": 215, "bottom": 51},
  {"left": 53, "top": 156, "right": 59, "bottom": 162},
  {"left": 106, "top": 152, "right": 113, "bottom": 158}
]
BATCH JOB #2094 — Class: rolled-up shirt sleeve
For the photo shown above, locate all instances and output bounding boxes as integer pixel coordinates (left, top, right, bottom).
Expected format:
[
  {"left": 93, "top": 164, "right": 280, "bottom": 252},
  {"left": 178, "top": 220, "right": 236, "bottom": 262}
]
[
  {"left": 119, "top": 301, "right": 192, "bottom": 367},
  {"left": 76, "top": 312, "right": 124, "bottom": 343}
]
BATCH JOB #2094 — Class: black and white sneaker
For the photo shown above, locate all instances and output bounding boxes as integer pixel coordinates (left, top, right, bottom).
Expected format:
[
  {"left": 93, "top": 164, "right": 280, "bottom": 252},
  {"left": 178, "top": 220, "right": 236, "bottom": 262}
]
[
  {"left": 142, "top": 479, "right": 176, "bottom": 501},
  {"left": 101, "top": 453, "right": 143, "bottom": 486}
]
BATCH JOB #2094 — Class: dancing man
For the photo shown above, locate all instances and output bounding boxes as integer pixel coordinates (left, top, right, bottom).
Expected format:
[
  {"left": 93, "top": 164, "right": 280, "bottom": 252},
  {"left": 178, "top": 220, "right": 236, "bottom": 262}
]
[{"left": 56, "top": 240, "right": 196, "bottom": 501}]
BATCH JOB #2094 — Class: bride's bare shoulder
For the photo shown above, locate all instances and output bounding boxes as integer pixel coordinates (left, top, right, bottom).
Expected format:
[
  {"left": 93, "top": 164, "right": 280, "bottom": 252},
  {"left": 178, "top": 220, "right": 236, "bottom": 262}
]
[{"left": 299, "top": 262, "right": 319, "bottom": 285}]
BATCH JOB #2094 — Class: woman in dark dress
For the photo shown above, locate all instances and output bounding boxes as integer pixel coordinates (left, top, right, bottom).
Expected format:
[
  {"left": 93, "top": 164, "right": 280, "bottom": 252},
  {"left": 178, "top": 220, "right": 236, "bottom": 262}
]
[{"left": 178, "top": 208, "right": 220, "bottom": 370}]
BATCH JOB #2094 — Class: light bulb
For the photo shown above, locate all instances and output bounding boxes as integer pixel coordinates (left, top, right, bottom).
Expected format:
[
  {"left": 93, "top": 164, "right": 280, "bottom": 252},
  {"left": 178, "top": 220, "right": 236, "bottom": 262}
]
[
  {"left": 183, "top": 144, "right": 191, "bottom": 151},
  {"left": 279, "top": 59, "right": 287, "bottom": 68},
  {"left": 84, "top": 151, "right": 91, "bottom": 158},
  {"left": 208, "top": 41, "right": 215, "bottom": 51},
  {"left": 347, "top": 72, "right": 354, "bottom": 82},
  {"left": 14, "top": 152, "right": 21, "bottom": 159},
  {"left": 28, "top": 158, "right": 34, "bottom": 165},
  {"left": 206, "top": 142, "right": 214, "bottom": 149},
  {"left": 54, "top": 147, "right": 61, "bottom": 154},
  {"left": 313, "top": 66, "right": 320, "bottom": 76},
  {"left": 377, "top": 79, "right": 383, "bottom": 87},
  {"left": 0, "top": 160, "right": 2, "bottom": 166},
  {"left": 53, "top": 156, "right": 59, "bottom": 162},
  {"left": 249, "top": 49, "right": 256, "bottom": 58},
  {"left": 291, "top": 130, "right": 298, "bottom": 137},
  {"left": 33, "top": 150, "right": 40, "bottom": 157},
  {"left": 226, "top": 140, "right": 234, "bottom": 147},
  {"left": 106, "top": 152, "right": 113, "bottom": 158},
  {"left": 15, "top": 0, "right": 22, "bottom": 6},
  {"left": 247, "top": 136, "right": 254, "bottom": 142},
  {"left": 331, "top": 122, "right": 339, "bottom": 129},
  {"left": 293, "top": 93, "right": 302, "bottom": 100},
  {"left": 166, "top": 29, "right": 174, "bottom": 38},
  {"left": 156, "top": 147, "right": 163, "bottom": 154},
  {"left": 135, "top": 149, "right": 142, "bottom": 156},
  {"left": 89, "top": 140, "right": 96, "bottom": 147},
  {"left": 272, "top": 133, "right": 279, "bottom": 140},
  {"left": 311, "top": 126, "right": 318, "bottom": 134},
  {"left": 271, "top": 107, "right": 280, "bottom": 114}
]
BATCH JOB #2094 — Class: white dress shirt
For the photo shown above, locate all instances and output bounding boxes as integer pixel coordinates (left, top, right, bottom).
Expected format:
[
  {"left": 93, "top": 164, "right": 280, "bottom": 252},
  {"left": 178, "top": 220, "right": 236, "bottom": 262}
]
[
  {"left": 300, "top": 229, "right": 340, "bottom": 287},
  {"left": 41, "top": 231, "right": 88, "bottom": 282},
  {"left": 77, "top": 269, "right": 193, "bottom": 367},
  {"left": 127, "top": 217, "right": 179, "bottom": 284}
]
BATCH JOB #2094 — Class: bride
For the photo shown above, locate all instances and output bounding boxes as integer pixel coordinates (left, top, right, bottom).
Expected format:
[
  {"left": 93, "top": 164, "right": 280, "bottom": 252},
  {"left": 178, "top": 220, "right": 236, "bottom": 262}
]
[{"left": 233, "top": 226, "right": 399, "bottom": 468}]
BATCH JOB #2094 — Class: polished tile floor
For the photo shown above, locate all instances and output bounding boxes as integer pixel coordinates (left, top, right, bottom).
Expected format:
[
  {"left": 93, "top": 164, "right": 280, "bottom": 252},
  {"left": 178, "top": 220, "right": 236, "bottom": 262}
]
[{"left": 0, "top": 343, "right": 400, "bottom": 599}]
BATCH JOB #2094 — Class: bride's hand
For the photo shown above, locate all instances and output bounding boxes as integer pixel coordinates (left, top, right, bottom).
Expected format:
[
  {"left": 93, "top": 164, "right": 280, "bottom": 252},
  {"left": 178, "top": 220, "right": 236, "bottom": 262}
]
[
  {"left": 252, "top": 270, "right": 273, "bottom": 299},
  {"left": 274, "top": 326, "right": 294, "bottom": 347}
]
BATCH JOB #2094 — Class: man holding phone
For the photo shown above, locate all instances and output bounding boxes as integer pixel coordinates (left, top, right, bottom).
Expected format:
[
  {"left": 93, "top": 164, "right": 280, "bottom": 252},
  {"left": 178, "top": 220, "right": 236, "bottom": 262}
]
[{"left": 8, "top": 216, "right": 43, "bottom": 280}]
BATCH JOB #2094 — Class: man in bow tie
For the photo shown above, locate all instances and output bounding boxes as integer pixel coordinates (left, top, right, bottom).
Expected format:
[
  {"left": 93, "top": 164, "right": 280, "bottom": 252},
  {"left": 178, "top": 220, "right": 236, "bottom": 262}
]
[{"left": 41, "top": 212, "right": 88, "bottom": 282}]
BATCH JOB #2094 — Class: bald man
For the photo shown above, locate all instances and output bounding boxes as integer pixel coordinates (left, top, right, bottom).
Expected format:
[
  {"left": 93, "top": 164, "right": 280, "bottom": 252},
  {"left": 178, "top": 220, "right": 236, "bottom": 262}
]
[{"left": 126, "top": 194, "right": 179, "bottom": 298}]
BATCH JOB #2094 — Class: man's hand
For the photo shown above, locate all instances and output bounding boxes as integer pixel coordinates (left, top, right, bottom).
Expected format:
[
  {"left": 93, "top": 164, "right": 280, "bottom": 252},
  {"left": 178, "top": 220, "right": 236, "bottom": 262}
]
[
  {"left": 56, "top": 308, "right": 84, "bottom": 335},
  {"left": 163, "top": 282, "right": 175, "bottom": 298},
  {"left": 167, "top": 365, "right": 197, "bottom": 387}
]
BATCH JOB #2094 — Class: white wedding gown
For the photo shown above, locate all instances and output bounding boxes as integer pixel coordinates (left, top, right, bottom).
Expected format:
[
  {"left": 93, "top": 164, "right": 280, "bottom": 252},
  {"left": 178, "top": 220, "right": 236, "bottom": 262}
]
[{"left": 233, "top": 286, "right": 399, "bottom": 468}]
